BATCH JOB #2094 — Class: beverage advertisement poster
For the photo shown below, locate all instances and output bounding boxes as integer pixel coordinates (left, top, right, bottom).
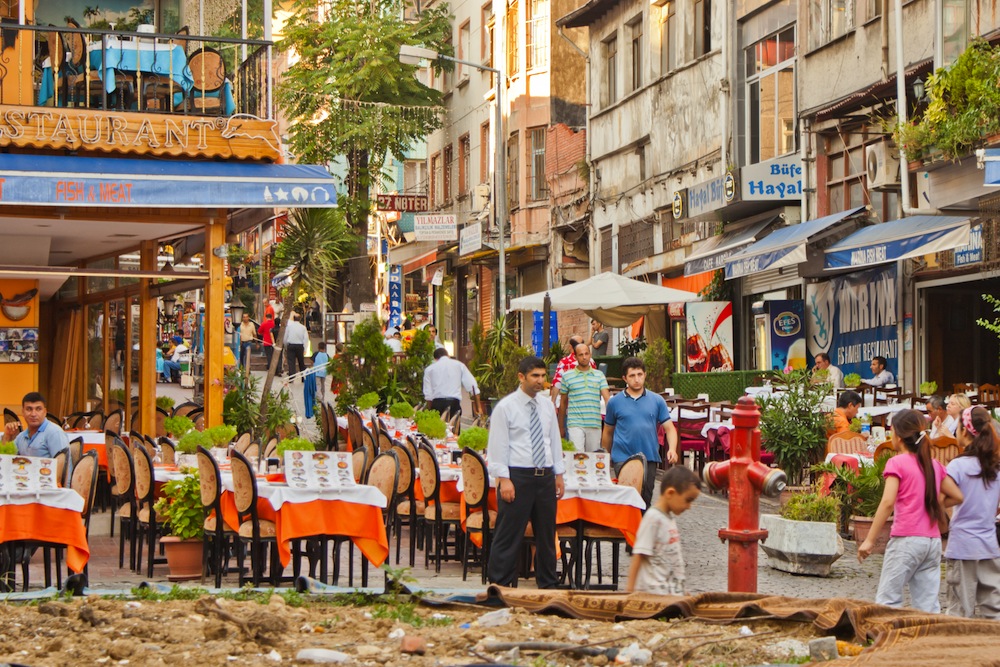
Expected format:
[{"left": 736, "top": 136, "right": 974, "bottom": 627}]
[
  {"left": 767, "top": 300, "right": 806, "bottom": 371},
  {"left": 804, "top": 264, "right": 898, "bottom": 380},
  {"left": 686, "top": 302, "right": 734, "bottom": 372}
]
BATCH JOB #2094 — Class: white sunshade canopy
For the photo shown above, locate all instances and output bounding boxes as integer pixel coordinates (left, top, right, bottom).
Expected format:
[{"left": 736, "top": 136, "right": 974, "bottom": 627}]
[{"left": 509, "top": 271, "right": 701, "bottom": 327}]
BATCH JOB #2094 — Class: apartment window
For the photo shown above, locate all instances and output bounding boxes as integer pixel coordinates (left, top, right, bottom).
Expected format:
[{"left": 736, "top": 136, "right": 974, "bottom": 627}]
[
  {"left": 483, "top": 3, "right": 494, "bottom": 66},
  {"left": 507, "top": 132, "right": 520, "bottom": 209},
  {"left": 459, "top": 134, "right": 471, "bottom": 194},
  {"left": 865, "top": 0, "right": 881, "bottom": 21},
  {"left": 403, "top": 159, "right": 428, "bottom": 194},
  {"left": 807, "top": 0, "right": 850, "bottom": 51},
  {"left": 746, "top": 26, "right": 796, "bottom": 164},
  {"left": 660, "top": 2, "right": 676, "bottom": 75},
  {"left": 430, "top": 153, "right": 442, "bottom": 207},
  {"left": 458, "top": 21, "right": 471, "bottom": 80},
  {"left": 940, "top": 0, "right": 969, "bottom": 68},
  {"left": 443, "top": 144, "right": 454, "bottom": 202},
  {"left": 603, "top": 35, "right": 618, "bottom": 107},
  {"left": 694, "top": 0, "right": 711, "bottom": 57},
  {"left": 480, "top": 122, "right": 491, "bottom": 185},
  {"left": 637, "top": 143, "right": 647, "bottom": 183},
  {"left": 507, "top": 0, "right": 519, "bottom": 75},
  {"left": 628, "top": 16, "right": 643, "bottom": 92},
  {"left": 528, "top": 127, "right": 547, "bottom": 201},
  {"left": 526, "top": 0, "right": 549, "bottom": 69},
  {"left": 823, "top": 127, "right": 897, "bottom": 221}
]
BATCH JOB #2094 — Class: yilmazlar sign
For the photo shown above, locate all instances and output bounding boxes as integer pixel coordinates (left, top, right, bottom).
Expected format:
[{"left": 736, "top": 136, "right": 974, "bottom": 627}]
[{"left": 0, "top": 105, "right": 282, "bottom": 162}]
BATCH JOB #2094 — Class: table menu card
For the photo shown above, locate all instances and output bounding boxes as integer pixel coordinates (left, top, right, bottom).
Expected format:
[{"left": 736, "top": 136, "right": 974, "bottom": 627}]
[
  {"left": 562, "top": 451, "right": 614, "bottom": 488},
  {"left": 283, "top": 451, "right": 355, "bottom": 489},
  {"left": 0, "top": 454, "right": 59, "bottom": 495}
]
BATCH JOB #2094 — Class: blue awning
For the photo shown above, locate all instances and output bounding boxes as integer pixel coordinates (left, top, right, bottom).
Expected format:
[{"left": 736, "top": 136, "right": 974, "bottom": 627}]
[
  {"left": 0, "top": 154, "right": 337, "bottom": 208},
  {"left": 724, "top": 207, "right": 865, "bottom": 279},
  {"left": 683, "top": 217, "right": 777, "bottom": 276},
  {"left": 824, "top": 215, "right": 970, "bottom": 269},
  {"left": 982, "top": 148, "right": 1000, "bottom": 185}
]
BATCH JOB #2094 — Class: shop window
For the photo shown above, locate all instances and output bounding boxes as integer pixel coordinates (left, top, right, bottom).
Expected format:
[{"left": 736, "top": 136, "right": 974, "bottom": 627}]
[
  {"left": 430, "top": 153, "right": 442, "bottom": 207},
  {"left": 403, "top": 159, "right": 428, "bottom": 195},
  {"left": 602, "top": 35, "right": 618, "bottom": 107},
  {"left": 526, "top": 0, "right": 549, "bottom": 70},
  {"left": 628, "top": 15, "right": 643, "bottom": 92},
  {"left": 823, "top": 126, "right": 898, "bottom": 221},
  {"left": 459, "top": 134, "right": 471, "bottom": 195},
  {"left": 746, "top": 26, "right": 796, "bottom": 164},
  {"left": 694, "top": 0, "right": 711, "bottom": 57},
  {"left": 807, "top": 0, "right": 850, "bottom": 51},
  {"left": 940, "top": 0, "right": 969, "bottom": 68},
  {"left": 660, "top": 2, "right": 676, "bottom": 75},
  {"left": 458, "top": 20, "right": 471, "bottom": 80},
  {"left": 528, "top": 127, "right": 547, "bottom": 201}
]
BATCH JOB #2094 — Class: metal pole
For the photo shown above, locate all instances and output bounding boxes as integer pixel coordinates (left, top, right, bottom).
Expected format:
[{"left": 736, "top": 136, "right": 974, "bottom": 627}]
[{"left": 495, "top": 66, "right": 507, "bottom": 321}]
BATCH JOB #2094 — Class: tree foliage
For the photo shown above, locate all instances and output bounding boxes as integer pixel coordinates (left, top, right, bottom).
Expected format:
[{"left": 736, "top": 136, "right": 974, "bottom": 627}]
[{"left": 330, "top": 316, "right": 393, "bottom": 413}]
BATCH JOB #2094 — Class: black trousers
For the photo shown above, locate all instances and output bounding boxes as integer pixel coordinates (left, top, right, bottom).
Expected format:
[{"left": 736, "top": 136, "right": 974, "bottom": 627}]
[
  {"left": 487, "top": 467, "right": 559, "bottom": 588},
  {"left": 286, "top": 343, "right": 306, "bottom": 377},
  {"left": 613, "top": 459, "right": 658, "bottom": 509},
  {"left": 430, "top": 397, "right": 462, "bottom": 419}
]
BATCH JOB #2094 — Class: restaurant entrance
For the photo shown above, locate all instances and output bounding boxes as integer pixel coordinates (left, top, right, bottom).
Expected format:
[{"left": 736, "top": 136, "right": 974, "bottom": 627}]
[{"left": 919, "top": 275, "right": 1000, "bottom": 391}]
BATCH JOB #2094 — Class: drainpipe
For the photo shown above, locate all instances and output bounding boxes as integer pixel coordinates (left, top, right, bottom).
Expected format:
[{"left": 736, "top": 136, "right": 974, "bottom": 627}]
[
  {"left": 881, "top": 0, "right": 890, "bottom": 79},
  {"left": 719, "top": 0, "right": 729, "bottom": 179}
]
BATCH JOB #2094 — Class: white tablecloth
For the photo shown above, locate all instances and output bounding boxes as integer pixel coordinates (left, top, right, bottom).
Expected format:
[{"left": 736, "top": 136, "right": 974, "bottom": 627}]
[
  {"left": 562, "top": 483, "right": 645, "bottom": 510},
  {"left": 68, "top": 430, "right": 106, "bottom": 446},
  {"left": 0, "top": 488, "right": 84, "bottom": 512},
  {"left": 824, "top": 452, "right": 876, "bottom": 467},
  {"left": 220, "top": 476, "right": 386, "bottom": 510}
]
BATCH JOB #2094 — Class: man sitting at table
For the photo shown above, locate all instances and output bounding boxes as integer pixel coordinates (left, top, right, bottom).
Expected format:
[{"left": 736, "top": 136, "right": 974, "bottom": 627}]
[
  {"left": 2, "top": 392, "right": 69, "bottom": 458},
  {"left": 813, "top": 352, "right": 844, "bottom": 389},
  {"left": 602, "top": 357, "right": 678, "bottom": 508},
  {"left": 828, "top": 390, "right": 862, "bottom": 436},
  {"left": 487, "top": 356, "right": 566, "bottom": 589},
  {"left": 862, "top": 355, "right": 895, "bottom": 387}
]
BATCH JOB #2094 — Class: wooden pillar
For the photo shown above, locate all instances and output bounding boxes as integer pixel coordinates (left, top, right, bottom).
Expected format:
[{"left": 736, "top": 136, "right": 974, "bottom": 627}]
[
  {"left": 204, "top": 215, "right": 226, "bottom": 428},
  {"left": 138, "top": 241, "right": 157, "bottom": 435},
  {"left": 124, "top": 298, "right": 133, "bottom": 428},
  {"left": 101, "top": 301, "right": 111, "bottom": 416}
]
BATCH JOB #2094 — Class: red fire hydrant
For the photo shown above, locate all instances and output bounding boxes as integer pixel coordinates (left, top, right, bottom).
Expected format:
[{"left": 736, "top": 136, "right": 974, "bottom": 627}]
[{"left": 703, "top": 396, "right": 786, "bottom": 593}]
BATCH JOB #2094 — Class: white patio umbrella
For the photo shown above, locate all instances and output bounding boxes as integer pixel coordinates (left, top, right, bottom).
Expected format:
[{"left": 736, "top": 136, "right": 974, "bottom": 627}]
[{"left": 509, "top": 271, "right": 700, "bottom": 327}]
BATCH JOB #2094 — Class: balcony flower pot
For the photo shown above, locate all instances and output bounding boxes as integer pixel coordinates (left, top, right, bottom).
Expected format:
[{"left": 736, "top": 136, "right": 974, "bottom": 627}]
[{"left": 160, "top": 536, "right": 204, "bottom": 581}]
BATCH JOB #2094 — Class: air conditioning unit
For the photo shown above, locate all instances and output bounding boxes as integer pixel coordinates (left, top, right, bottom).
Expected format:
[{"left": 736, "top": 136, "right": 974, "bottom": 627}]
[
  {"left": 473, "top": 183, "right": 491, "bottom": 211},
  {"left": 866, "top": 141, "right": 901, "bottom": 190}
]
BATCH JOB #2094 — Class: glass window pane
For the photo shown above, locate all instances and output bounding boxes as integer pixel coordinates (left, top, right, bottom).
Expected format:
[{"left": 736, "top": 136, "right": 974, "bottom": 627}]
[
  {"left": 849, "top": 181, "right": 865, "bottom": 208},
  {"left": 829, "top": 184, "right": 844, "bottom": 209},
  {"left": 829, "top": 154, "right": 845, "bottom": 177},
  {"left": 758, "top": 72, "right": 776, "bottom": 162},
  {"left": 777, "top": 67, "right": 795, "bottom": 155},
  {"left": 848, "top": 147, "right": 865, "bottom": 175}
]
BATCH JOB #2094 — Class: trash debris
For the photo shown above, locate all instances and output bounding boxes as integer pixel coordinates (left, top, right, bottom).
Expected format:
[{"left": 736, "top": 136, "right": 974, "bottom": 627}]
[
  {"left": 475, "top": 608, "right": 512, "bottom": 628},
  {"left": 388, "top": 628, "right": 406, "bottom": 640},
  {"left": 295, "top": 648, "right": 350, "bottom": 664},
  {"left": 739, "top": 625, "right": 754, "bottom": 637},
  {"left": 615, "top": 642, "right": 652, "bottom": 665}
]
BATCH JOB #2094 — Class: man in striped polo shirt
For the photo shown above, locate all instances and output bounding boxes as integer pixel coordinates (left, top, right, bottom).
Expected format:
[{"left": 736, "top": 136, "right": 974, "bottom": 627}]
[{"left": 558, "top": 342, "right": 610, "bottom": 452}]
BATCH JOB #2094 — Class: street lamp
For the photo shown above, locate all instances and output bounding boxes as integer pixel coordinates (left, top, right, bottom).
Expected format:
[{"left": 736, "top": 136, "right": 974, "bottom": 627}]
[
  {"left": 162, "top": 294, "right": 177, "bottom": 318},
  {"left": 398, "top": 44, "right": 508, "bottom": 320}
]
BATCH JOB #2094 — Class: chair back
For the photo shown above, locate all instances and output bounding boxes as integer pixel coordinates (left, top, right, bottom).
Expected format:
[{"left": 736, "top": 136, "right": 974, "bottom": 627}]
[
  {"left": 110, "top": 438, "right": 134, "bottom": 498},
  {"left": 53, "top": 449, "right": 69, "bottom": 488},
  {"left": 416, "top": 442, "right": 441, "bottom": 502},
  {"left": 63, "top": 18, "right": 85, "bottom": 71},
  {"left": 346, "top": 408, "right": 365, "bottom": 450},
  {"left": 229, "top": 449, "right": 258, "bottom": 515},
  {"left": 377, "top": 431, "right": 393, "bottom": 455},
  {"left": 826, "top": 431, "right": 869, "bottom": 456},
  {"left": 86, "top": 411, "right": 105, "bottom": 430},
  {"left": 155, "top": 406, "right": 169, "bottom": 437},
  {"left": 461, "top": 447, "right": 489, "bottom": 508},
  {"left": 362, "top": 425, "right": 378, "bottom": 454},
  {"left": 233, "top": 432, "right": 252, "bottom": 454},
  {"left": 64, "top": 412, "right": 85, "bottom": 429},
  {"left": 173, "top": 25, "right": 191, "bottom": 53},
  {"left": 68, "top": 436, "right": 83, "bottom": 467},
  {"left": 45, "top": 413, "right": 63, "bottom": 427},
  {"left": 929, "top": 435, "right": 963, "bottom": 466},
  {"left": 188, "top": 47, "right": 227, "bottom": 92},
  {"left": 142, "top": 434, "right": 158, "bottom": 460},
  {"left": 953, "top": 382, "right": 977, "bottom": 397},
  {"left": 616, "top": 453, "right": 646, "bottom": 494},
  {"left": 873, "top": 441, "right": 895, "bottom": 461},
  {"left": 132, "top": 444, "right": 155, "bottom": 507},
  {"left": 322, "top": 403, "right": 340, "bottom": 451},
  {"left": 448, "top": 412, "right": 461, "bottom": 436},
  {"left": 191, "top": 410, "right": 206, "bottom": 432},
  {"left": 351, "top": 445, "right": 369, "bottom": 483},
  {"left": 3, "top": 407, "right": 21, "bottom": 434},
  {"left": 367, "top": 450, "right": 399, "bottom": 512},
  {"left": 71, "top": 450, "right": 100, "bottom": 532},
  {"left": 173, "top": 402, "right": 201, "bottom": 418},
  {"left": 274, "top": 422, "right": 298, "bottom": 440},
  {"left": 263, "top": 438, "right": 278, "bottom": 459},
  {"left": 244, "top": 441, "right": 260, "bottom": 461},
  {"left": 104, "top": 409, "right": 123, "bottom": 435},
  {"left": 979, "top": 384, "right": 1000, "bottom": 409},
  {"left": 888, "top": 393, "right": 915, "bottom": 409},
  {"left": 391, "top": 443, "right": 415, "bottom": 497},
  {"left": 196, "top": 445, "right": 222, "bottom": 510},
  {"left": 158, "top": 437, "right": 176, "bottom": 465}
]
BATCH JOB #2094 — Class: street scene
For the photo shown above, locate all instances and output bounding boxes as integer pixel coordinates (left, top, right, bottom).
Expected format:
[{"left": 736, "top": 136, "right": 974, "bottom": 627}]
[{"left": 1, "top": 0, "right": 1000, "bottom": 664}]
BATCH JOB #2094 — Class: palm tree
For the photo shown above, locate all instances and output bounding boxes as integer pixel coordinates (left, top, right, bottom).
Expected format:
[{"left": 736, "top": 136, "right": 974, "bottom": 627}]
[{"left": 258, "top": 207, "right": 356, "bottom": 420}]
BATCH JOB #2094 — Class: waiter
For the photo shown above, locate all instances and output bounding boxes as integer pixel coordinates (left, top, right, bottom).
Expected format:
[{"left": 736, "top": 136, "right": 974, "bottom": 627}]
[
  {"left": 487, "top": 356, "right": 566, "bottom": 588},
  {"left": 422, "top": 348, "right": 480, "bottom": 417}
]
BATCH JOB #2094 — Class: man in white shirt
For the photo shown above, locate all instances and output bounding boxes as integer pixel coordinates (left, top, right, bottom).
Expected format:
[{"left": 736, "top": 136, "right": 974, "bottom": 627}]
[
  {"left": 385, "top": 328, "right": 404, "bottom": 353},
  {"left": 487, "top": 356, "right": 566, "bottom": 588},
  {"left": 862, "top": 355, "right": 895, "bottom": 387},
  {"left": 813, "top": 352, "right": 844, "bottom": 389},
  {"left": 283, "top": 312, "right": 309, "bottom": 378},
  {"left": 423, "top": 348, "right": 479, "bottom": 417}
]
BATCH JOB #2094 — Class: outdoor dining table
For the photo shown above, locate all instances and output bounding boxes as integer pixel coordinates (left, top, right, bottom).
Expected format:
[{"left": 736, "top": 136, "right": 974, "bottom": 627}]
[{"left": 0, "top": 487, "right": 89, "bottom": 574}]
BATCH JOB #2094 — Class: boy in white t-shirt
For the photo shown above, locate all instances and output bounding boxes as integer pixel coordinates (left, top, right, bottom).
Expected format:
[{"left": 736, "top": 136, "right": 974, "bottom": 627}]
[{"left": 626, "top": 466, "right": 701, "bottom": 595}]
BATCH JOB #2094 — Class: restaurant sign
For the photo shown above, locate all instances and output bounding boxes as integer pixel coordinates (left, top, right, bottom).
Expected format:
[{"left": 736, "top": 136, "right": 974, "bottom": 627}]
[
  {"left": 805, "top": 264, "right": 898, "bottom": 380},
  {"left": 741, "top": 155, "right": 803, "bottom": 201},
  {"left": 414, "top": 214, "right": 458, "bottom": 241},
  {"left": 686, "top": 174, "right": 738, "bottom": 218},
  {"left": 0, "top": 105, "right": 282, "bottom": 161},
  {"left": 954, "top": 223, "right": 983, "bottom": 267},
  {"left": 459, "top": 222, "right": 483, "bottom": 255}
]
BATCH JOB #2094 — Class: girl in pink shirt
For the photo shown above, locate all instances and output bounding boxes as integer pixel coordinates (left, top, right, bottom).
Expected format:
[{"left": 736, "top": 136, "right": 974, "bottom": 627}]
[{"left": 858, "top": 409, "right": 963, "bottom": 612}]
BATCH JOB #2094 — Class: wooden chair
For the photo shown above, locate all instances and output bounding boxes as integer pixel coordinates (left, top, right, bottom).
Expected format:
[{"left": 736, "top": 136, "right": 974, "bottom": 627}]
[
  {"left": 377, "top": 430, "right": 394, "bottom": 456},
  {"left": 826, "top": 431, "right": 869, "bottom": 456},
  {"left": 132, "top": 445, "right": 166, "bottom": 577},
  {"left": 322, "top": 403, "right": 341, "bottom": 451},
  {"left": 888, "top": 392, "right": 915, "bottom": 409},
  {"left": 186, "top": 47, "right": 227, "bottom": 115},
  {"left": 191, "top": 410, "right": 206, "bottom": 432},
  {"left": 460, "top": 447, "right": 494, "bottom": 584},
  {"left": 346, "top": 407, "right": 366, "bottom": 450},
  {"left": 197, "top": 446, "right": 236, "bottom": 587},
  {"left": 45, "top": 413, "right": 63, "bottom": 427},
  {"left": 929, "top": 435, "right": 963, "bottom": 467},
  {"left": 63, "top": 411, "right": 85, "bottom": 430},
  {"left": 110, "top": 439, "right": 137, "bottom": 570},
  {"left": 84, "top": 410, "right": 104, "bottom": 430},
  {"left": 155, "top": 406, "right": 170, "bottom": 438},
  {"left": 3, "top": 407, "right": 21, "bottom": 434},
  {"left": 873, "top": 441, "right": 896, "bottom": 461},
  {"left": 417, "top": 442, "right": 462, "bottom": 573},
  {"left": 158, "top": 437, "right": 176, "bottom": 466},
  {"left": 141, "top": 73, "right": 181, "bottom": 112},
  {"left": 355, "top": 450, "right": 398, "bottom": 586},
  {"left": 262, "top": 438, "right": 278, "bottom": 460},
  {"left": 351, "top": 445, "right": 370, "bottom": 484},
  {"left": 979, "top": 384, "right": 1000, "bottom": 409},
  {"left": 243, "top": 440, "right": 260, "bottom": 462},
  {"left": 448, "top": 412, "right": 462, "bottom": 436},
  {"left": 230, "top": 449, "right": 281, "bottom": 586},
  {"left": 68, "top": 437, "right": 83, "bottom": 469},
  {"left": 104, "top": 409, "right": 123, "bottom": 435},
  {"left": 53, "top": 449, "right": 70, "bottom": 488},
  {"left": 173, "top": 402, "right": 202, "bottom": 418},
  {"left": 953, "top": 383, "right": 977, "bottom": 397},
  {"left": 391, "top": 443, "right": 421, "bottom": 566},
  {"left": 233, "top": 432, "right": 252, "bottom": 454},
  {"left": 581, "top": 452, "right": 645, "bottom": 589}
]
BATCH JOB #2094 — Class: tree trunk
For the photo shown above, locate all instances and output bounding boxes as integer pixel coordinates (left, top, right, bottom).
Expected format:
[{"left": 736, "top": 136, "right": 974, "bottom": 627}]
[
  {"left": 259, "top": 279, "right": 299, "bottom": 424},
  {"left": 347, "top": 250, "right": 375, "bottom": 310},
  {"left": 344, "top": 147, "right": 375, "bottom": 311}
]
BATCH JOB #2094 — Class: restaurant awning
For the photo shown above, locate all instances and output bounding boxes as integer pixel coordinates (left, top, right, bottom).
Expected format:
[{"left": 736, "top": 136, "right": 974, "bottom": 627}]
[
  {"left": 724, "top": 206, "right": 865, "bottom": 279},
  {"left": 981, "top": 148, "right": 1000, "bottom": 185},
  {"left": 683, "top": 216, "right": 777, "bottom": 276},
  {"left": 0, "top": 154, "right": 338, "bottom": 208},
  {"left": 824, "top": 215, "right": 971, "bottom": 269}
]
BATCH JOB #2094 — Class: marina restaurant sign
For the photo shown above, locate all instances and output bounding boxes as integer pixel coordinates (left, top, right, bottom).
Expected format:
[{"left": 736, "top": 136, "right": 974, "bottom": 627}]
[{"left": 0, "top": 105, "right": 282, "bottom": 162}]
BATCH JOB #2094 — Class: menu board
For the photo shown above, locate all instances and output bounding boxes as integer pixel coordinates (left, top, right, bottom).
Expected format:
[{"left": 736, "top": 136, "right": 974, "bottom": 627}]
[
  {"left": 562, "top": 451, "right": 614, "bottom": 488},
  {"left": 283, "top": 451, "right": 355, "bottom": 489},
  {"left": 0, "top": 454, "right": 59, "bottom": 494}
]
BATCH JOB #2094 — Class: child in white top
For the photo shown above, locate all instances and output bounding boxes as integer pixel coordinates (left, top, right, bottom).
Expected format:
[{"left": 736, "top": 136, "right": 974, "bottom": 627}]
[{"left": 626, "top": 466, "right": 701, "bottom": 595}]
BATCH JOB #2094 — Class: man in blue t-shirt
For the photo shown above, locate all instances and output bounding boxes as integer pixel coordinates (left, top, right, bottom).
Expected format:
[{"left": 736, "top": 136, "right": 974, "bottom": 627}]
[{"left": 602, "top": 357, "right": 678, "bottom": 508}]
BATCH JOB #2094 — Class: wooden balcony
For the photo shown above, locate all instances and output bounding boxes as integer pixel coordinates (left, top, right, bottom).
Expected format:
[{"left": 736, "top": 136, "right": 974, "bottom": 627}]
[{"left": 0, "top": 23, "right": 280, "bottom": 162}]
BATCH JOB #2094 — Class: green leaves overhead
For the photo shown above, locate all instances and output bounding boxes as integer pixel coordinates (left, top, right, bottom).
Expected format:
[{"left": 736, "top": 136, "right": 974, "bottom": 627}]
[{"left": 273, "top": 208, "right": 356, "bottom": 295}]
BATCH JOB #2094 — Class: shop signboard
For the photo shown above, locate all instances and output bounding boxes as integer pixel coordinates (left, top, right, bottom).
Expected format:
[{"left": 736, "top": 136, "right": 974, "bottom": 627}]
[
  {"left": 685, "top": 301, "right": 734, "bottom": 372},
  {"left": 460, "top": 223, "right": 482, "bottom": 255},
  {"left": 388, "top": 264, "right": 402, "bottom": 328},
  {"left": 686, "top": 175, "right": 736, "bottom": 218},
  {"left": 954, "top": 223, "right": 983, "bottom": 267},
  {"left": 740, "top": 155, "right": 803, "bottom": 201},
  {"left": 414, "top": 214, "right": 458, "bottom": 241},
  {"left": 376, "top": 194, "right": 428, "bottom": 212},
  {"left": 805, "top": 264, "right": 898, "bottom": 380}
]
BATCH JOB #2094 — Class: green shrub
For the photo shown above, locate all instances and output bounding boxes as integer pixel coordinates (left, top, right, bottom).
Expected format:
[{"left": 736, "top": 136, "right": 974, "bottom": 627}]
[
  {"left": 757, "top": 369, "right": 832, "bottom": 486},
  {"left": 176, "top": 430, "right": 213, "bottom": 455},
  {"left": 156, "top": 396, "right": 176, "bottom": 411},
  {"left": 471, "top": 320, "right": 532, "bottom": 399},
  {"left": 780, "top": 492, "right": 840, "bottom": 523},
  {"left": 843, "top": 373, "right": 861, "bottom": 388},
  {"left": 561, "top": 438, "right": 576, "bottom": 452},
  {"left": 388, "top": 402, "right": 414, "bottom": 419},
  {"left": 163, "top": 416, "right": 195, "bottom": 439},
  {"left": 414, "top": 409, "right": 447, "bottom": 439},
  {"left": 357, "top": 391, "right": 380, "bottom": 411},
  {"left": 641, "top": 337, "right": 674, "bottom": 392},
  {"left": 394, "top": 329, "right": 435, "bottom": 404},
  {"left": 331, "top": 316, "right": 392, "bottom": 413},
  {"left": 204, "top": 424, "right": 237, "bottom": 447},
  {"left": 153, "top": 473, "right": 204, "bottom": 540},
  {"left": 919, "top": 381, "right": 938, "bottom": 395},
  {"left": 277, "top": 437, "right": 316, "bottom": 457},
  {"left": 457, "top": 426, "right": 488, "bottom": 452},
  {"left": 224, "top": 366, "right": 262, "bottom": 438}
]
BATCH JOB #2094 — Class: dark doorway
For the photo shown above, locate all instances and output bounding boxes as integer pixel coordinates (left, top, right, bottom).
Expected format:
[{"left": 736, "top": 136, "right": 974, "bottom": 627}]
[{"left": 923, "top": 278, "right": 1000, "bottom": 391}]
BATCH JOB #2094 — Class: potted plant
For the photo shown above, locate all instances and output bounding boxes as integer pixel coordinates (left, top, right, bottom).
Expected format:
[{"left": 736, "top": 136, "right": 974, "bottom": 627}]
[
  {"left": 918, "top": 381, "right": 938, "bottom": 396},
  {"left": 152, "top": 472, "right": 205, "bottom": 581},
  {"left": 414, "top": 409, "right": 447, "bottom": 441},
  {"left": 156, "top": 396, "right": 176, "bottom": 412},
  {"left": 176, "top": 430, "right": 213, "bottom": 468},
  {"left": 843, "top": 373, "right": 862, "bottom": 389},
  {"left": 760, "top": 491, "right": 844, "bottom": 576},
  {"left": 470, "top": 320, "right": 532, "bottom": 412},
  {"left": 457, "top": 426, "right": 488, "bottom": 453},
  {"left": 163, "top": 415, "right": 195, "bottom": 440},
  {"left": 813, "top": 451, "right": 893, "bottom": 553},
  {"left": 388, "top": 401, "right": 414, "bottom": 430},
  {"left": 0, "top": 442, "right": 16, "bottom": 456},
  {"left": 756, "top": 369, "right": 832, "bottom": 487},
  {"left": 357, "top": 391, "right": 380, "bottom": 422},
  {"left": 204, "top": 424, "right": 237, "bottom": 450}
]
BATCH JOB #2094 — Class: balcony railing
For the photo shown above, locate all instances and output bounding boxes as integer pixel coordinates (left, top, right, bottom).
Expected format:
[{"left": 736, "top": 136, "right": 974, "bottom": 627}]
[{"left": 0, "top": 22, "right": 272, "bottom": 119}]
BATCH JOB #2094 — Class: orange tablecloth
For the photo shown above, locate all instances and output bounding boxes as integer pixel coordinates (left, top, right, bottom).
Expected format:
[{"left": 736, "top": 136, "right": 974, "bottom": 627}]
[
  {"left": 0, "top": 504, "right": 89, "bottom": 572},
  {"left": 414, "top": 478, "right": 461, "bottom": 504},
  {"left": 220, "top": 491, "right": 388, "bottom": 568}
]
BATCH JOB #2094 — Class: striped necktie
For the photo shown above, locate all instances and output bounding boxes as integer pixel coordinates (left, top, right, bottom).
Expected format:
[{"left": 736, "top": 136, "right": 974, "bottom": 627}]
[{"left": 527, "top": 399, "right": 547, "bottom": 468}]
